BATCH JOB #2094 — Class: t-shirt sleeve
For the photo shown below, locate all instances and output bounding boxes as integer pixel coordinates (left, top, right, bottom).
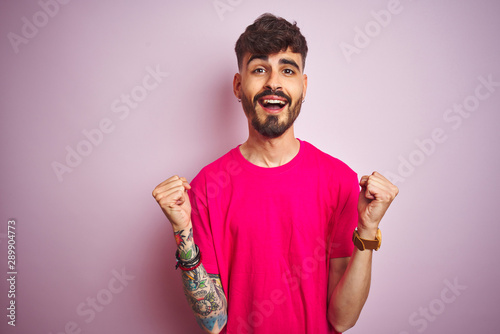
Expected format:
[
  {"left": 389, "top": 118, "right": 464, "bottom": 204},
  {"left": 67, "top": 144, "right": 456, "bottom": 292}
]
[
  {"left": 189, "top": 174, "right": 220, "bottom": 275},
  {"left": 329, "top": 170, "right": 359, "bottom": 258}
]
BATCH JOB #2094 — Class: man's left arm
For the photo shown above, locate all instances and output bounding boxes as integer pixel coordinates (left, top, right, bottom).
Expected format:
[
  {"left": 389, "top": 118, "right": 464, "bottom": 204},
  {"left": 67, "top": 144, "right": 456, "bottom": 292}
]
[{"left": 327, "top": 171, "right": 398, "bottom": 333}]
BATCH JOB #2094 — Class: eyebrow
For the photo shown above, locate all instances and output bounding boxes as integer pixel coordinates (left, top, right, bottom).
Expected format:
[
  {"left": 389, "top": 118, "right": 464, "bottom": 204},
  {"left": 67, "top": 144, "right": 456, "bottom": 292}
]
[
  {"left": 246, "top": 55, "right": 301, "bottom": 72},
  {"left": 247, "top": 54, "right": 268, "bottom": 66},
  {"left": 279, "top": 58, "right": 300, "bottom": 71}
]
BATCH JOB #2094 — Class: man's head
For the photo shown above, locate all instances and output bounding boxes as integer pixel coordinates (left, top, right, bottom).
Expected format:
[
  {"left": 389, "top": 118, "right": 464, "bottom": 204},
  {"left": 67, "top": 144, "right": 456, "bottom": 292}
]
[
  {"left": 233, "top": 13, "right": 308, "bottom": 139},
  {"left": 235, "top": 13, "right": 308, "bottom": 72}
]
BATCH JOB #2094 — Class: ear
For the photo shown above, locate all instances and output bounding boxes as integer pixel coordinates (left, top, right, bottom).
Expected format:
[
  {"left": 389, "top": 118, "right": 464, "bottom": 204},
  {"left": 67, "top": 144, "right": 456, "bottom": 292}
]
[
  {"left": 302, "top": 73, "right": 308, "bottom": 101},
  {"left": 233, "top": 73, "right": 242, "bottom": 100}
]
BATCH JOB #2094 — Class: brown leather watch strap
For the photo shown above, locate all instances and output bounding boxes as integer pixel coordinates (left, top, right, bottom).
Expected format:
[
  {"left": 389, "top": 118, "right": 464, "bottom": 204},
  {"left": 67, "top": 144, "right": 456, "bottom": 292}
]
[{"left": 352, "top": 229, "right": 381, "bottom": 251}]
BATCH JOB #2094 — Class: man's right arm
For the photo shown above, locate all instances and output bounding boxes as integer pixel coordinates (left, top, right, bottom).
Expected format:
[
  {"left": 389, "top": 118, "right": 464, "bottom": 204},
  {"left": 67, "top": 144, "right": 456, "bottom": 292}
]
[
  {"left": 153, "top": 176, "right": 228, "bottom": 334},
  {"left": 175, "top": 223, "right": 228, "bottom": 333}
]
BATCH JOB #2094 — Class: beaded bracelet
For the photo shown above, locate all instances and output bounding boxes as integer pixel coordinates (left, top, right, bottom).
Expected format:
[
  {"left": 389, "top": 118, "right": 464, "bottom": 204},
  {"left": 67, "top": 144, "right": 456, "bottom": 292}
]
[
  {"left": 175, "top": 245, "right": 202, "bottom": 271},
  {"left": 177, "top": 255, "right": 202, "bottom": 271}
]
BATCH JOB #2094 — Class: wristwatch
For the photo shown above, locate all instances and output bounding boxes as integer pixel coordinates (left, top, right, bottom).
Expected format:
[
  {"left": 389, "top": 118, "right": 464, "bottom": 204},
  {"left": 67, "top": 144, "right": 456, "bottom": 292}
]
[{"left": 352, "top": 228, "right": 382, "bottom": 251}]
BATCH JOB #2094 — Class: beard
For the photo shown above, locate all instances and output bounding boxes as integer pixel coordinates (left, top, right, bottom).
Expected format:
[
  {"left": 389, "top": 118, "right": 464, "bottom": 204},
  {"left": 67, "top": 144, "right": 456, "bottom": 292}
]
[{"left": 241, "top": 89, "right": 302, "bottom": 139}]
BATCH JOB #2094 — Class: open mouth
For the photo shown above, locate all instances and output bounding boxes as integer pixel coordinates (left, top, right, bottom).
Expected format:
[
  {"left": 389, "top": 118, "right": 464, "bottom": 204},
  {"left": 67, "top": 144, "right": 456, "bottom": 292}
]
[{"left": 258, "top": 96, "right": 289, "bottom": 113}]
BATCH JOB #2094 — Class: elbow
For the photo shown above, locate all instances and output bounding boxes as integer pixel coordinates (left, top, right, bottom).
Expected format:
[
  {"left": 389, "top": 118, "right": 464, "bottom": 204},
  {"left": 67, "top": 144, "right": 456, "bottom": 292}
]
[
  {"left": 333, "top": 323, "right": 355, "bottom": 333},
  {"left": 200, "top": 312, "right": 228, "bottom": 334},
  {"left": 204, "top": 329, "right": 221, "bottom": 334},
  {"left": 203, "top": 325, "right": 226, "bottom": 334},
  {"left": 201, "top": 324, "right": 223, "bottom": 334},
  {"left": 331, "top": 321, "right": 356, "bottom": 333},
  {"left": 328, "top": 314, "right": 357, "bottom": 333}
]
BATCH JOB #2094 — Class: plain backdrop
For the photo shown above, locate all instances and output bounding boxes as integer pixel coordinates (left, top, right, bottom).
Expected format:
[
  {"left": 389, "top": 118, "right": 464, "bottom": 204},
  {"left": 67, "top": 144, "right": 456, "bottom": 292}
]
[{"left": 1, "top": 0, "right": 499, "bottom": 333}]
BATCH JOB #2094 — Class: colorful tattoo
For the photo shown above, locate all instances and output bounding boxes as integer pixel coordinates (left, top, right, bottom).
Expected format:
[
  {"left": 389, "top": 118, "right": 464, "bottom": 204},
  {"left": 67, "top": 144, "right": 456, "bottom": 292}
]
[
  {"left": 183, "top": 269, "right": 207, "bottom": 291},
  {"left": 194, "top": 299, "right": 212, "bottom": 316},
  {"left": 174, "top": 230, "right": 183, "bottom": 246},
  {"left": 196, "top": 313, "right": 228, "bottom": 331},
  {"left": 204, "top": 289, "right": 219, "bottom": 312},
  {"left": 209, "top": 273, "right": 227, "bottom": 312},
  {"left": 181, "top": 266, "right": 227, "bottom": 331},
  {"left": 176, "top": 228, "right": 227, "bottom": 332},
  {"left": 180, "top": 249, "right": 193, "bottom": 260},
  {"left": 174, "top": 228, "right": 196, "bottom": 261},
  {"left": 174, "top": 228, "right": 193, "bottom": 248}
]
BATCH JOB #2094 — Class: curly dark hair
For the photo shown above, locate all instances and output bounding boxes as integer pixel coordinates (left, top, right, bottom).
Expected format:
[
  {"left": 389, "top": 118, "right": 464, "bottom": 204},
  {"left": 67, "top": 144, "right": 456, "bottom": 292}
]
[{"left": 235, "top": 13, "right": 308, "bottom": 71}]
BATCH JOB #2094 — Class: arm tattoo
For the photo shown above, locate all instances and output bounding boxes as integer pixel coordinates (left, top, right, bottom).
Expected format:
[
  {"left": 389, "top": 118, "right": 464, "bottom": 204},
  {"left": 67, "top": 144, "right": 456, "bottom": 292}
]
[
  {"left": 176, "top": 227, "right": 227, "bottom": 331},
  {"left": 183, "top": 268, "right": 207, "bottom": 291},
  {"left": 174, "top": 228, "right": 193, "bottom": 248},
  {"left": 209, "top": 273, "right": 228, "bottom": 312},
  {"left": 174, "top": 228, "right": 196, "bottom": 260},
  {"left": 174, "top": 230, "right": 184, "bottom": 247}
]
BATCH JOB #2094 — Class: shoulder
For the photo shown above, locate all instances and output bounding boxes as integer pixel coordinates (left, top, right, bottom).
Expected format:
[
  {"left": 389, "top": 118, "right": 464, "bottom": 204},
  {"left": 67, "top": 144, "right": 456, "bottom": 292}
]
[
  {"left": 190, "top": 146, "right": 243, "bottom": 190},
  {"left": 301, "top": 140, "right": 357, "bottom": 179}
]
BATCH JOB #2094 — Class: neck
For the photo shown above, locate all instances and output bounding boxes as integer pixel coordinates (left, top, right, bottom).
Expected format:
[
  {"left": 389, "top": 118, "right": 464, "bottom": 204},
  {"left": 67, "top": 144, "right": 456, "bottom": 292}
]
[{"left": 240, "top": 126, "right": 300, "bottom": 167}]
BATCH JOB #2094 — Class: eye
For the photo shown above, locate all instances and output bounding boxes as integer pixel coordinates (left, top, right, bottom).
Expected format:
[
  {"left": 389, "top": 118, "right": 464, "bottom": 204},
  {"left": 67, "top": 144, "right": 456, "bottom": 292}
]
[
  {"left": 253, "top": 68, "right": 266, "bottom": 74},
  {"left": 283, "top": 68, "right": 295, "bottom": 75}
]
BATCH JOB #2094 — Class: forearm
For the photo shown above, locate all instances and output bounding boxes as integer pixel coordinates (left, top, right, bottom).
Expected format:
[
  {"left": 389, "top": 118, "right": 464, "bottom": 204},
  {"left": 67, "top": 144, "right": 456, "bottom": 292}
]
[
  {"left": 327, "top": 171, "right": 398, "bottom": 332},
  {"left": 174, "top": 224, "right": 228, "bottom": 334},
  {"left": 327, "top": 228, "right": 375, "bottom": 332}
]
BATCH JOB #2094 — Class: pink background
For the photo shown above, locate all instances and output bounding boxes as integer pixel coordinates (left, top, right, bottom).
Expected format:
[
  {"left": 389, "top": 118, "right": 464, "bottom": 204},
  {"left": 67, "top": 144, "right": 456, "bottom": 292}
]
[{"left": 1, "top": 0, "right": 499, "bottom": 333}]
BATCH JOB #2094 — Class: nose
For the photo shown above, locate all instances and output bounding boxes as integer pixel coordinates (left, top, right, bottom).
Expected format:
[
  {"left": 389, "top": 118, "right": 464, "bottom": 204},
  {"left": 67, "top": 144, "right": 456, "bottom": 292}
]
[{"left": 264, "top": 69, "right": 282, "bottom": 91}]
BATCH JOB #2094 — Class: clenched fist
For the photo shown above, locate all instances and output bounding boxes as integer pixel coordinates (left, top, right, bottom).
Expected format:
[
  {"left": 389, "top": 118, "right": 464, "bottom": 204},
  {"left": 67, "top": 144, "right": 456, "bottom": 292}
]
[
  {"left": 152, "top": 175, "right": 192, "bottom": 231},
  {"left": 357, "top": 171, "right": 399, "bottom": 237}
]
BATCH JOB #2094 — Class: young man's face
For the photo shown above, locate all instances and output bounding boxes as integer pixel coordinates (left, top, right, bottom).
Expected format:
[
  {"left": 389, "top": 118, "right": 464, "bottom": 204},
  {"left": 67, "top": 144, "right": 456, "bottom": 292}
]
[{"left": 233, "top": 47, "right": 308, "bottom": 138}]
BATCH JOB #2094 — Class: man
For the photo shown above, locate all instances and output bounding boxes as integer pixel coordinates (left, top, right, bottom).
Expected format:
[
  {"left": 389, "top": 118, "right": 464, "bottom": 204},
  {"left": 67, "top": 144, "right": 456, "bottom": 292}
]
[{"left": 152, "top": 13, "right": 398, "bottom": 334}]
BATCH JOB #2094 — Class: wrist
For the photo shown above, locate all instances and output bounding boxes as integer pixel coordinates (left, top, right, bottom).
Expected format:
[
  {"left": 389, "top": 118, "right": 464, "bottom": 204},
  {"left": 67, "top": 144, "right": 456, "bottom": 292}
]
[
  {"left": 172, "top": 221, "right": 192, "bottom": 233},
  {"left": 173, "top": 222, "right": 197, "bottom": 261},
  {"left": 356, "top": 225, "right": 378, "bottom": 239},
  {"left": 353, "top": 227, "right": 382, "bottom": 251},
  {"left": 176, "top": 244, "right": 202, "bottom": 271}
]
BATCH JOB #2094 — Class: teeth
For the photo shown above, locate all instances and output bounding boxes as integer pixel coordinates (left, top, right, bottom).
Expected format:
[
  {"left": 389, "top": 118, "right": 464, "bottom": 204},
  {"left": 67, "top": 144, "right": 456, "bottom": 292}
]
[{"left": 262, "top": 99, "right": 286, "bottom": 105}]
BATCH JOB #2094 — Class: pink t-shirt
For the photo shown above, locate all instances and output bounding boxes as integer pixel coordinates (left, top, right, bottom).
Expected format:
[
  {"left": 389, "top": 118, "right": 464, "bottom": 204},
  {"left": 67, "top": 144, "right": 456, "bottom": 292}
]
[{"left": 189, "top": 139, "right": 359, "bottom": 334}]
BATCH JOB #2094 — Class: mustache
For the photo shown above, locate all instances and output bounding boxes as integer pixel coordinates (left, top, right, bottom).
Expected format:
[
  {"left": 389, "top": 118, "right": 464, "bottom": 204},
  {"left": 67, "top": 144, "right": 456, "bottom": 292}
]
[{"left": 253, "top": 90, "right": 292, "bottom": 105}]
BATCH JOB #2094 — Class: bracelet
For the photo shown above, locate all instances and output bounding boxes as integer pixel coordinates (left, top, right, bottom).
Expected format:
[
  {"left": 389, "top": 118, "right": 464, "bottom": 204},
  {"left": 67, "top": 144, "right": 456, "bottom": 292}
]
[
  {"left": 176, "top": 245, "right": 200, "bottom": 266},
  {"left": 177, "top": 255, "right": 203, "bottom": 271},
  {"left": 175, "top": 245, "right": 202, "bottom": 271}
]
